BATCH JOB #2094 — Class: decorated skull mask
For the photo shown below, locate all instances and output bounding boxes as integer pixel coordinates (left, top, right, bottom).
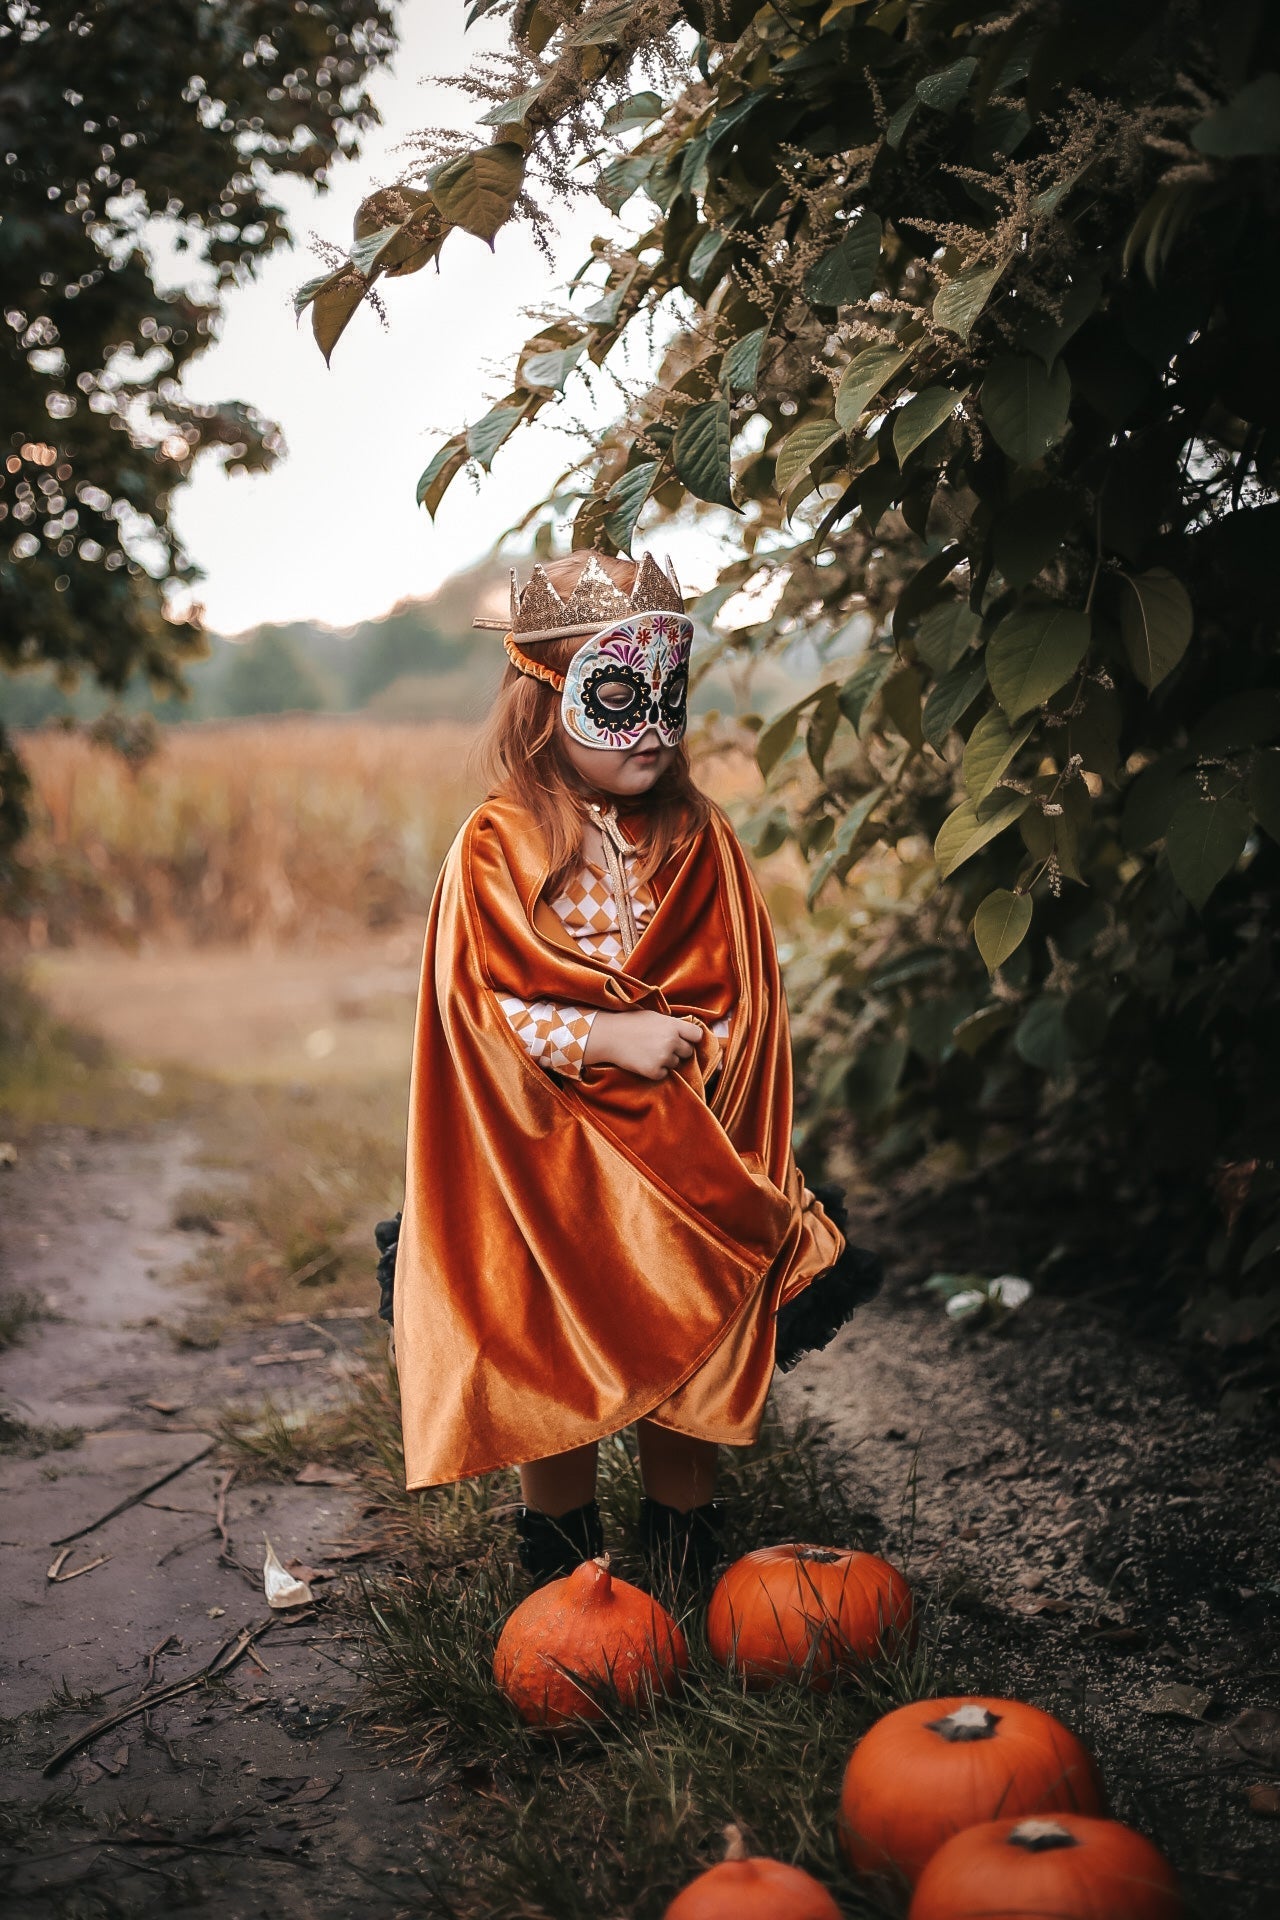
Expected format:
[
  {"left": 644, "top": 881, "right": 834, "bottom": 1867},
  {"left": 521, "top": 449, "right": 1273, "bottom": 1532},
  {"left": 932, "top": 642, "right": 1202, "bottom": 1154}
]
[{"left": 560, "top": 611, "right": 693, "bottom": 751}]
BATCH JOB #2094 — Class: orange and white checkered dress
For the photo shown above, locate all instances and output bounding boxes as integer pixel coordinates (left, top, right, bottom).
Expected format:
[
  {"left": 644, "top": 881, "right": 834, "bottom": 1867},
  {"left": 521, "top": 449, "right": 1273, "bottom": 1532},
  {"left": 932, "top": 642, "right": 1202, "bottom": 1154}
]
[{"left": 498, "top": 847, "right": 730, "bottom": 1078}]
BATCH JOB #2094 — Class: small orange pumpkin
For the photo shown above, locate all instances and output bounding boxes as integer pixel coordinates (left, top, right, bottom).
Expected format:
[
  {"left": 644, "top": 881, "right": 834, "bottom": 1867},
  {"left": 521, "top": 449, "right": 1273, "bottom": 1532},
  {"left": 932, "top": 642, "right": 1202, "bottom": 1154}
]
[
  {"left": 493, "top": 1555, "right": 688, "bottom": 1728},
  {"left": 664, "top": 1826, "right": 843, "bottom": 1919},
  {"left": 908, "top": 1814, "right": 1185, "bottom": 1919},
  {"left": 839, "top": 1697, "right": 1105, "bottom": 1887},
  {"left": 706, "top": 1544, "right": 914, "bottom": 1690}
]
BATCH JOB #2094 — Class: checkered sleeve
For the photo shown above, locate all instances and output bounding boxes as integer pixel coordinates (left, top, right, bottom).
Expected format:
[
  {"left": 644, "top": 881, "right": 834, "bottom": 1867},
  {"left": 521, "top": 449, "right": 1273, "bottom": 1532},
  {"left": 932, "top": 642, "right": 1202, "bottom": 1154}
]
[{"left": 497, "top": 994, "right": 597, "bottom": 1079}]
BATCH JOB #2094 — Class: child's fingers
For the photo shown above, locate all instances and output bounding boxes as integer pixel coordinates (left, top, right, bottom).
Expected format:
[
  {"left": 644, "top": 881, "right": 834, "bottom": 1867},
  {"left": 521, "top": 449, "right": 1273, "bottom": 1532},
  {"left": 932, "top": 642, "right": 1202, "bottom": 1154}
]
[{"left": 676, "top": 1018, "right": 705, "bottom": 1042}]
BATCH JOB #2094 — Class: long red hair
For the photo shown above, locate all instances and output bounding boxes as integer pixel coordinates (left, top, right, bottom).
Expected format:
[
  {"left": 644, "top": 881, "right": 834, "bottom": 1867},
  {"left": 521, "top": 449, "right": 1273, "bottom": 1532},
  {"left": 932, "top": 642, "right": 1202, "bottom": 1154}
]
[{"left": 475, "top": 551, "right": 710, "bottom": 897}]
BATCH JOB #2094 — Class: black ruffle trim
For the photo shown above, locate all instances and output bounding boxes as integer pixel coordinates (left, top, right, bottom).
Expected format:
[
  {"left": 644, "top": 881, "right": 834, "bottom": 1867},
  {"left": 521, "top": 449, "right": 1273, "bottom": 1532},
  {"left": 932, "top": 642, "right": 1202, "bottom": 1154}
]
[
  {"left": 373, "top": 1211, "right": 401, "bottom": 1326},
  {"left": 774, "top": 1183, "right": 882, "bottom": 1374}
]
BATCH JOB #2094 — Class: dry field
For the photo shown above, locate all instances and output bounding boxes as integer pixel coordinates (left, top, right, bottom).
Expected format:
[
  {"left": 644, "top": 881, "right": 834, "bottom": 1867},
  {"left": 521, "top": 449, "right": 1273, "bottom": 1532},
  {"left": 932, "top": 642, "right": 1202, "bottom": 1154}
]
[{"left": 11, "top": 717, "right": 484, "bottom": 951}]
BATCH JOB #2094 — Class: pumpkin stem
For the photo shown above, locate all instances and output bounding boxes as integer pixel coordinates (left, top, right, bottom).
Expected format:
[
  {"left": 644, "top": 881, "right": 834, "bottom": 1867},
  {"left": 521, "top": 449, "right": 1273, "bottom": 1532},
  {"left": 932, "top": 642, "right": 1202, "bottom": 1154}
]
[
  {"left": 927, "top": 1704, "right": 1002, "bottom": 1742},
  {"left": 574, "top": 1553, "right": 612, "bottom": 1598},
  {"left": 722, "top": 1823, "right": 749, "bottom": 1862},
  {"left": 1009, "top": 1820, "right": 1079, "bottom": 1853}
]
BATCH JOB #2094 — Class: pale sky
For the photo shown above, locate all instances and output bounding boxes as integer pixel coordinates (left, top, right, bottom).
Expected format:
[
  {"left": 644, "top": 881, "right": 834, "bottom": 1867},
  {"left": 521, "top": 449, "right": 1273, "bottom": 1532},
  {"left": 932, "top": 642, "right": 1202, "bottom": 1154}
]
[{"left": 171, "top": 0, "right": 698, "bottom": 636}]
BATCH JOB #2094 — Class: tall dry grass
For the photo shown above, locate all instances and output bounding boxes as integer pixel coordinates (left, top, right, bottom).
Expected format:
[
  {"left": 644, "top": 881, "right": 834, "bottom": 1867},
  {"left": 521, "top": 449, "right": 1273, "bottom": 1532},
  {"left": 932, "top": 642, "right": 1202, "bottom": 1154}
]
[
  {"left": 12, "top": 718, "right": 482, "bottom": 948},
  {"left": 9, "top": 719, "right": 792, "bottom": 952}
]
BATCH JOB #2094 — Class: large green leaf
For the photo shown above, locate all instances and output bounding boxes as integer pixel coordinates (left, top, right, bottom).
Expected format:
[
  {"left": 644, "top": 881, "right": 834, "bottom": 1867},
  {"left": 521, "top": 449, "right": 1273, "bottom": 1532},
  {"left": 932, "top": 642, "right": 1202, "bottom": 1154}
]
[
  {"left": 477, "top": 83, "right": 546, "bottom": 127},
  {"left": 723, "top": 326, "right": 767, "bottom": 393},
  {"left": 981, "top": 354, "right": 1071, "bottom": 464},
  {"left": 922, "top": 656, "right": 988, "bottom": 748},
  {"left": 775, "top": 417, "right": 844, "bottom": 495},
  {"left": 755, "top": 693, "right": 817, "bottom": 778},
  {"left": 597, "top": 154, "right": 652, "bottom": 213},
  {"left": 963, "top": 707, "right": 1034, "bottom": 803},
  {"left": 688, "top": 229, "right": 727, "bottom": 284},
  {"left": 466, "top": 404, "right": 523, "bottom": 470},
  {"left": 893, "top": 387, "right": 961, "bottom": 464},
  {"left": 973, "top": 889, "right": 1033, "bottom": 973},
  {"left": 933, "top": 260, "right": 1004, "bottom": 342},
  {"left": 993, "top": 485, "right": 1081, "bottom": 589},
  {"left": 306, "top": 268, "right": 367, "bottom": 367},
  {"left": 835, "top": 344, "right": 911, "bottom": 430},
  {"left": 521, "top": 340, "right": 586, "bottom": 391},
  {"left": 1012, "top": 273, "right": 1100, "bottom": 367},
  {"left": 987, "top": 604, "right": 1091, "bottom": 720},
  {"left": 838, "top": 652, "right": 897, "bottom": 730},
  {"left": 1166, "top": 793, "right": 1249, "bottom": 909},
  {"left": 802, "top": 213, "right": 883, "bottom": 307},
  {"left": 915, "top": 598, "right": 981, "bottom": 674},
  {"left": 806, "top": 783, "right": 887, "bottom": 905},
  {"left": 673, "top": 393, "right": 734, "bottom": 508},
  {"left": 1014, "top": 996, "right": 1070, "bottom": 1077},
  {"left": 602, "top": 91, "right": 663, "bottom": 132},
  {"left": 431, "top": 144, "right": 525, "bottom": 242},
  {"left": 917, "top": 55, "right": 978, "bottom": 112},
  {"left": 935, "top": 790, "right": 1030, "bottom": 879},
  {"left": 603, "top": 460, "right": 659, "bottom": 553},
  {"left": 1119, "top": 567, "right": 1193, "bottom": 690},
  {"left": 1192, "top": 75, "right": 1280, "bottom": 157}
]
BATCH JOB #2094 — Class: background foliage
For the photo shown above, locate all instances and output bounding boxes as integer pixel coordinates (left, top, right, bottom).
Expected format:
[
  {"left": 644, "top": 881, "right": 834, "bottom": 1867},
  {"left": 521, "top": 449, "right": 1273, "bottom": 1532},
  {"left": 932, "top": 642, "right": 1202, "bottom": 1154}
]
[
  {"left": 0, "top": 0, "right": 396, "bottom": 865},
  {"left": 309, "top": 0, "right": 1280, "bottom": 1332}
]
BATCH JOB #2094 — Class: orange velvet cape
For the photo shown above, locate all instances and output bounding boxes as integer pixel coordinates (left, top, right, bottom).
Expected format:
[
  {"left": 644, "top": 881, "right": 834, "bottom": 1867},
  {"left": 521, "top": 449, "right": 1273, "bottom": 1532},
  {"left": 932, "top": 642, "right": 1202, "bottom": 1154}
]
[{"left": 394, "top": 795, "right": 844, "bottom": 1490}]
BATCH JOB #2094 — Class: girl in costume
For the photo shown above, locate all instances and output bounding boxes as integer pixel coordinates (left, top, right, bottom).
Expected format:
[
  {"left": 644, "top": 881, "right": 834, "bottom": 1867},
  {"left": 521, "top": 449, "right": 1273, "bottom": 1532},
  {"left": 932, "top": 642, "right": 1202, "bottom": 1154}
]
[{"left": 377, "top": 549, "right": 877, "bottom": 1587}]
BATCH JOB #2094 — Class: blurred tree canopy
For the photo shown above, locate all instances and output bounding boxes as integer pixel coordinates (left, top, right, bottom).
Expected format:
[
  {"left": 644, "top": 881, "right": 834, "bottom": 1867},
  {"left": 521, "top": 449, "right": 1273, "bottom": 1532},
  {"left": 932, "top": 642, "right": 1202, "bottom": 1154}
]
[
  {"left": 0, "top": 0, "right": 396, "bottom": 862},
  {"left": 313, "top": 0, "right": 1278, "bottom": 1324}
]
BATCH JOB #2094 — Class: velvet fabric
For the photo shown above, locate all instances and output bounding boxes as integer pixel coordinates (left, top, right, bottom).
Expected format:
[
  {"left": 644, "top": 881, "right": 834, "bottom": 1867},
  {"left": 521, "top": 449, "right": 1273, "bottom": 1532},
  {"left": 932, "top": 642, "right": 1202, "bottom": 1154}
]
[{"left": 395, "top": 795, "right": 844, "bottom": 1491}]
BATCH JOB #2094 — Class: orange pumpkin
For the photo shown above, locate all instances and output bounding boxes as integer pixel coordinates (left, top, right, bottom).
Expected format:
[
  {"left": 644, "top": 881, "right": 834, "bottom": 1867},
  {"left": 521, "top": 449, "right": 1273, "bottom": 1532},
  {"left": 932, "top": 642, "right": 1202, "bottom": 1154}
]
[
  {"left": 908, "top": 1815, "right": 1185, "bottom": 1919},
  {"left": 839, "top": 1697, "right": 1105, "bottom": 1887},
  {"left": 664, "top": 1826, "right": 843, "bottom": 1919},
  {"left": 493, "top": 1555, "right": 688, "bottom": 1728},
  {"left": 706, "top": 1544, "right": 914, "bottom": 1690},
  {"left": 664, "top": 1856, "right": 843, "bottom": 1919}
]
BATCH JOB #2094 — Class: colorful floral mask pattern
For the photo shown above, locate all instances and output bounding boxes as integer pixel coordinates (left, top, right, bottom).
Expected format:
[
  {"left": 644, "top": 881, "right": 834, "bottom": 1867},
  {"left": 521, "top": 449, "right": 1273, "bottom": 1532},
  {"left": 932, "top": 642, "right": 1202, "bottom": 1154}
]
[{"left": 560, "top": 612, "right": 694, "bottom": 751}]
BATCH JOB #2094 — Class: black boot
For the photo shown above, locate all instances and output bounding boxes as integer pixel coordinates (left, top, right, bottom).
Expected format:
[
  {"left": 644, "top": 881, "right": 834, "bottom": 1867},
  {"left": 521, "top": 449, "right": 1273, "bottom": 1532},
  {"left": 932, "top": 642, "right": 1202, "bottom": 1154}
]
[
  {"left": 639, "top": 1496, "right": 724, "bottom": 1594},
  {"left": 513, "top": 1500, "right": 603, "bottom": 1585}
]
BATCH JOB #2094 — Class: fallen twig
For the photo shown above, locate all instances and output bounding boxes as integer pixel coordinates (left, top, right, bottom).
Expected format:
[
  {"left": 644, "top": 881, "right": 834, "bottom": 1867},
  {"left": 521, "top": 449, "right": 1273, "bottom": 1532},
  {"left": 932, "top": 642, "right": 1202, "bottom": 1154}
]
[
  {"left": 42, "top": 1619, "right": 274, "bottom": 1776},
  {"left": 46, "top": 1547, "right": 110, "bottom": 1583},
  {"left": 49, "top": 1441, "right": 217, "bottom": 1547}
]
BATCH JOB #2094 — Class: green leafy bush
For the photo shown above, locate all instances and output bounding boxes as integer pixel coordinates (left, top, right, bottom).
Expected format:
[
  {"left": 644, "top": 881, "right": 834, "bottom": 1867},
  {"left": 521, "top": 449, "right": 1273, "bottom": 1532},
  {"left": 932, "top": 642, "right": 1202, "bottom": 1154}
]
[{"left": 314, "top": 0, "right": 1280, "bottom": 1323}]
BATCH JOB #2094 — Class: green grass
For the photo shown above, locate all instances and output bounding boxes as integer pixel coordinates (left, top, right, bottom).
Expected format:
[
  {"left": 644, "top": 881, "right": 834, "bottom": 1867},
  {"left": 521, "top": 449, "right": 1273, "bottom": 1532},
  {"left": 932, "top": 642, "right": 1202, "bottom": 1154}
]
[
  {"left": 0, "top": 1409, "right": 83, "bottom": 1458},
  {"left": 337, "top": 1362, "right": 941, "bottom": 1919}
]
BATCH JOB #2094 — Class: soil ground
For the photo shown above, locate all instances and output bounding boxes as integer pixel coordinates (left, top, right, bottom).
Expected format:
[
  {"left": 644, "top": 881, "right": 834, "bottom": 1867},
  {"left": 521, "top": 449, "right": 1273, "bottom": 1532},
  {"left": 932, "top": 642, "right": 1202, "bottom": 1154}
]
[{"left": 2, "top": 944, "right": 1279, "bottom": 1916}]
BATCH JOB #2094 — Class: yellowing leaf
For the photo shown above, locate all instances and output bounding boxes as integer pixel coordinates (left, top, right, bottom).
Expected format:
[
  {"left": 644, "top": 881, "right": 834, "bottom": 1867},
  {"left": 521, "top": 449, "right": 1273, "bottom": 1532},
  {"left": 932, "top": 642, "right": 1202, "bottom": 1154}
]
[
  {"left": 933, "top": 259, "right": 1005, "bottom": 342},
  {"left": 835, "top": 344, "right": 911, "bottom": 430},
  {"left": 893, "top": 386, "right": 962, "bottom": 463},
  {"left": 775, "top": 417, "right": 844, "bottom": 495},
  {"left": 973, "top": 889, "right": 1033, "bottom": 972},
  {"left": 431, "top": 143, "right": 525, "bottom": 242},
  {"left": 935, "top": 791, "right": 1030, "bottom": 879},
  {"left": 963, "top": 706, "right": 1034, "bottom": 802}
]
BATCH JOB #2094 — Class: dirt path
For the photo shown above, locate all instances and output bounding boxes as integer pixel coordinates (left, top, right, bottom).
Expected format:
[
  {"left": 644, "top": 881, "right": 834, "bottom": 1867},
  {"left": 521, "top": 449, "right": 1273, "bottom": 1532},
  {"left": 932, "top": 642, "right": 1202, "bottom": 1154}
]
[
  {"left": 1, "top": 1074, "right": 1277, "bottom": 1912},
  {"left": 0, "top": 1126, "right": 432, "bottom": 1918}
]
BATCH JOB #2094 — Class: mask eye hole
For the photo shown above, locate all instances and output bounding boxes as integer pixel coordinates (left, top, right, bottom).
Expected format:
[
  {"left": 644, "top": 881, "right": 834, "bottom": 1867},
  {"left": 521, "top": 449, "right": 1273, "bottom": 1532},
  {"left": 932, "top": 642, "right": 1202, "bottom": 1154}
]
[
  {"left": 594, "top": 677, "right": 640, "bottom": 713},
  {"left": 661, "top": 669, "right": 688, "bottom": 712}
]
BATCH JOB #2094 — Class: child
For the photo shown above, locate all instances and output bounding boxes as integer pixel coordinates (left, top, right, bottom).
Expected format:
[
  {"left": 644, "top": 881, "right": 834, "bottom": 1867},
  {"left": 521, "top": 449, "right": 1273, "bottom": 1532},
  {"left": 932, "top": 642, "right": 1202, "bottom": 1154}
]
[{"left": 379, "top": 549, "right": 877, "bottom": 1587}]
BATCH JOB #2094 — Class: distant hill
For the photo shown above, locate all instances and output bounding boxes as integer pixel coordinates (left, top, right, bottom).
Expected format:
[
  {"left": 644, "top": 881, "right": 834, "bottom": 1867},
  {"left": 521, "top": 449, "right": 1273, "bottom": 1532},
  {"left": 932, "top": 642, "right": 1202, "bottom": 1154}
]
[
  {"left": 0, "top": 550, "right": 819, "bottom": 729},
  {"left": 0, "top": 555, "right": 512, "bottom": 728}
]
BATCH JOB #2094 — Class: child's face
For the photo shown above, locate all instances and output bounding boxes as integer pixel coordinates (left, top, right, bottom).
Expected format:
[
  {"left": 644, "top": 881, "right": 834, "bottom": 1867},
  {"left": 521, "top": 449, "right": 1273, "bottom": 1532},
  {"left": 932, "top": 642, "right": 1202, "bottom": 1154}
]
[{"left": 559, "top": 722, "right": 677, "bottom": 797}]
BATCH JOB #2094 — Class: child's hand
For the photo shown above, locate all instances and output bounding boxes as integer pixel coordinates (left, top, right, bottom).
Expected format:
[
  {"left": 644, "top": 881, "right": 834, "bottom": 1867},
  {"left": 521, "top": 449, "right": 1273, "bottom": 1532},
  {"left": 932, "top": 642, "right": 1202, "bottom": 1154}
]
[{"left": 584, "top": 1010, "right": 705, "bottom": 1082}]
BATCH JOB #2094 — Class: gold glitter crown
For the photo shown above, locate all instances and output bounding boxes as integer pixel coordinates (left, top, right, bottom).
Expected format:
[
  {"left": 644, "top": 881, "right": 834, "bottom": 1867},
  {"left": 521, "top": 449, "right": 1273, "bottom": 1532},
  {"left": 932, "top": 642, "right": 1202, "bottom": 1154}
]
[{"left": 471, "top": 551, "right": 685, "bottom": 644}]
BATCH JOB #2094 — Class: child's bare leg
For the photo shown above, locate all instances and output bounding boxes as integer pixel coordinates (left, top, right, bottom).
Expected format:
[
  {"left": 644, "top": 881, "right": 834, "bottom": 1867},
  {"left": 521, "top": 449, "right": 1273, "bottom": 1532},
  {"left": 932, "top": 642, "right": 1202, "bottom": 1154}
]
[
  {"left": 518, "top": 1441, "right": 598, "bottom": 1516},
  {"left": 635, "top": 1419, "right": 718, "bottom": 1511}
]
